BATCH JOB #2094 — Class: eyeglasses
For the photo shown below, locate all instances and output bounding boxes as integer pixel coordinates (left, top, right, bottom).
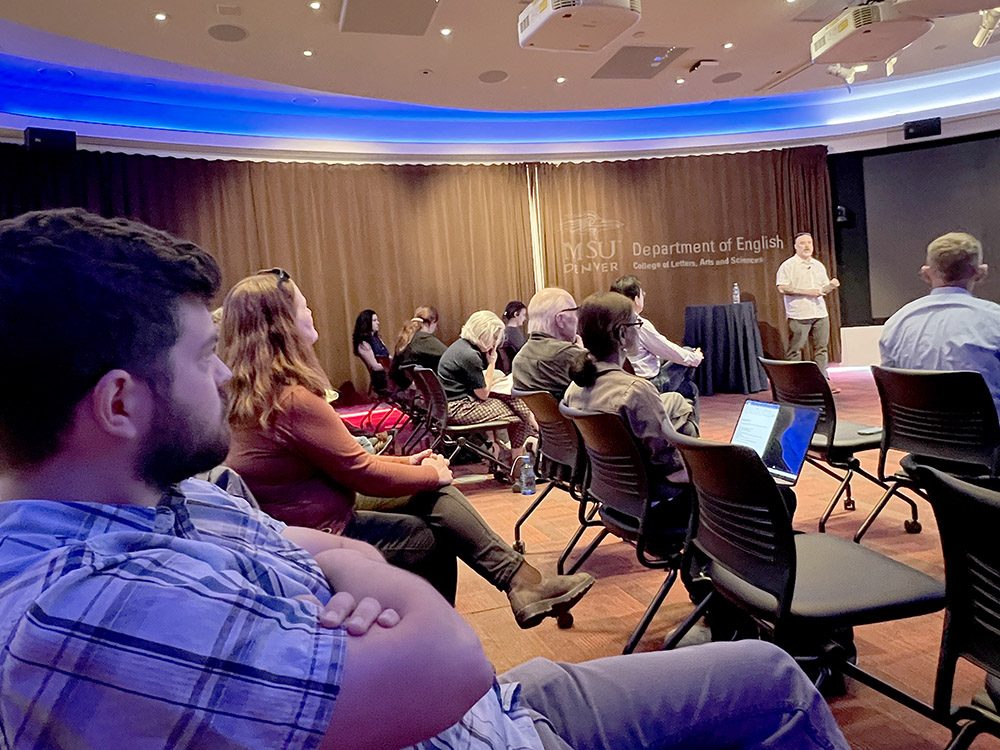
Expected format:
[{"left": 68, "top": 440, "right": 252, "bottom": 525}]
[
  {"left": 256, "top": 267, "right": 291, "bottom": 283},
  {"left": 620, "top": 319, "right": 644, "bottom": 329},
  {"left": 558, "top": 306, "right": 579, "bottom": 314}
]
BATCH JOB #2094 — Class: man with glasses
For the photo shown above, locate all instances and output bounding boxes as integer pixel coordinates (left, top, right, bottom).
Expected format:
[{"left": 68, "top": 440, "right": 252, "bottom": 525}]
[
  {"left": 511, "top": 287, "right": 586, "bottom": 401},
  {"left": 610, "top": 274, "right": 702, "bottom": 427}
]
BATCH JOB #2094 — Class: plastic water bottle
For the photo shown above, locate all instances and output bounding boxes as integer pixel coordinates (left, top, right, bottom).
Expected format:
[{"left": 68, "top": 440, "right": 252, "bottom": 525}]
[
  {"left": 731, "top": 283, "right": 741, "bottom": 304},
  {"left": 520, "top": 454, "right": 537, "bottom": 495}
]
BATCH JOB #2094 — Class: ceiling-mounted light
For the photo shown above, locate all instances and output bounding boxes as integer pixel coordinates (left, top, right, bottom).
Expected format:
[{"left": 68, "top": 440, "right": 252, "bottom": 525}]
[
  {"left": 309, "top": 1, "right": 322, "bottom": 9},
  {"left": 153, "top": 11, "right": 168, "bottom": 22},
  {"left": 675, "top": 77, "right": 686, "bottom": 84},
  {"left": 303, "top": 49, "right": 314, "bottom": 57},
  {"left": 440, "top": 27, "right": 452, "bottom": 37},
  {"left": 723, "top": 42, "right": 734, "bottom": 49},
  {"left": 555, "top": 76, "right": 567, "bottom": 84}
]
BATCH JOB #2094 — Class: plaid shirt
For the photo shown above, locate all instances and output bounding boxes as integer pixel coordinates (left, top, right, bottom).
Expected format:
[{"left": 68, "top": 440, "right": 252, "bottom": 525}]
[{"left": 0, "top": 480, "right": 543, "bottom": 750}]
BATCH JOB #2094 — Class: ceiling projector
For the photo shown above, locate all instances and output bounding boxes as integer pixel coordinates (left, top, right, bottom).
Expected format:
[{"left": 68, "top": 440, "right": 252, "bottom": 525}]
[
  {"left": 811, "top": 2, "right": 934, "bottom": 63},
  {"left": 518, "top": 0, "right": 641, "bottom": 52}
]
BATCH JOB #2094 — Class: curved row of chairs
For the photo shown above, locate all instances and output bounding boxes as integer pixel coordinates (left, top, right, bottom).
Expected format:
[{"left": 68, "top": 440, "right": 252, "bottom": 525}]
[{"left": 509, "top": 365, "right": 1000, "bottom": 749}]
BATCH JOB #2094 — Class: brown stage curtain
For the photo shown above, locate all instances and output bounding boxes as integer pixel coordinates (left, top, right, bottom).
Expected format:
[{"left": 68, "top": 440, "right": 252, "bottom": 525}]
[
  {"left": 534, "top": 146, "right": 840, "bottom": 361},
  {"left": 0, "top": 146, "right": 534, "bottom": 391}
]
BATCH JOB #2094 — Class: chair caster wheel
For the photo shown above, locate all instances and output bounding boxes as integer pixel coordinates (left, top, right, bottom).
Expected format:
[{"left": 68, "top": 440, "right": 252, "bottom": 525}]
[
  {"left": 513, "top": 540, "right": 525, "bottom": 554},
  {"left": 843, "top": 499, "right": 855, "bottom": 511},
  {"left": 904, "top": 519, "right": 922, "bottom": 534},
  {"left": 557, "top": 612, "right": 574, "bottom": 629}
]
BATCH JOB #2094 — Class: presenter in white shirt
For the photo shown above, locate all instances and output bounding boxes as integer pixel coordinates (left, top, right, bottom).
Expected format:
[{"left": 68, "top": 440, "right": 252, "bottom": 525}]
[{"left": 775, "top": 232, "right": 840, "bottom": 391}]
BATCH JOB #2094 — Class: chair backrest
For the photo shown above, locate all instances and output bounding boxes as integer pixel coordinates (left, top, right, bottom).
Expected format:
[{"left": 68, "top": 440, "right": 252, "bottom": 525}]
[
  {"left": 409, "top": 367, "right": 449, "bottom": 436},
  {"left": 559, "top": 405, "right": 649, "bottom": 537},
  {"left": 872, "top": 366, "right": 1000, "bottom": 478},
  {"left": 511, "top": 389, "right": 585, "bottom": 485},
  {"left": 669, "top": 431, "right": 797, "bottom": 620},
  {"left": 915, "top": 466, "right": 1000, "bottom": 716},
  {"left": 759, "top": 357, "right": 836, "bottom": 448}
]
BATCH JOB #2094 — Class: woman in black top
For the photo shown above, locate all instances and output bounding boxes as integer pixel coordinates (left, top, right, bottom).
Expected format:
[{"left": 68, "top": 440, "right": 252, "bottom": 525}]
[
  {"left": 438, "top": 310, "right": 537, "bottom": 455},
  {"left": 497, "top": 300, "right": 527, "bottom": 374},
  {"left": 391, "top": 305, "right": 447, "bottom": 389},
  {"left": 353, "top": 309, "right": 391, "bottom": 393}
]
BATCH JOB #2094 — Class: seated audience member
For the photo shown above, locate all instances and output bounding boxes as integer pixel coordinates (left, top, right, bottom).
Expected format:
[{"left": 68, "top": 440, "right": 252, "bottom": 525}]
[
  {"left": 563, "top": 292, "right": 698, "bottom": 535},
  {"left": 390, "top": 305, "right": 447, "bottom": 389},
  {"left": 219, "top": 271, "right": 591, "bottom": 625},
  {"left": 610, "top": 274, "right": 703, "bottom": 421},
  {"left": 353, "top": 308, "right": 391, "bottom": 393},
  {"left": 880, "top": 231, "right": 1000, "bottom": 417},
  {"left": 511, "top": 287, "right": 586, "bottom": 400},
  {"left": 438, "top": 310, "right": 538, "bottom": 456},
  {"left": 0, "top": 208, "right": 850, "bottom": 750},
  {"left": 497, "top": 299, "right": 527, "bottom": 373}
]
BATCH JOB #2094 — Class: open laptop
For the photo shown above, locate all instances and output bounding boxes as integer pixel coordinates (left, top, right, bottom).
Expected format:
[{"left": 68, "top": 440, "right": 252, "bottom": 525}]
[{"left": 730, "top": 399, "right": 820, "bottom": 486}]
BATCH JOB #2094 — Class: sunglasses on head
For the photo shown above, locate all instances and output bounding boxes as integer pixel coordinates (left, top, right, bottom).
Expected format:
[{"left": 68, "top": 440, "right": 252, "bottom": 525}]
[{"left": 256, "top": 267, "right": 291, "bottom": 283}]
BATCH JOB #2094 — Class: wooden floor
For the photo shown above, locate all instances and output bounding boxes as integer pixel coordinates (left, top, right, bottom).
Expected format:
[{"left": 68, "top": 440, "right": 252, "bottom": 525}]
[{"left": 452, "top": 369, "right": 1000, "bottom": 750}]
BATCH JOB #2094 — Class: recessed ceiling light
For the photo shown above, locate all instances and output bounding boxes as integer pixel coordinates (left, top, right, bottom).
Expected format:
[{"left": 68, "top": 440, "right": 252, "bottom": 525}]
[
  {"left": 440, "top": 27, "right": 452, "bottom": 36},
  {"left": 675, "top": 77, "right": 686, "bottom": 84},
  {"left": 786, "top": 0, "right": 796, "bottom": 3},
  {"left": 303, "top": 49, "right": 314, "bottom": 57},
  {"left": 153, "top": 11, "right": 168, "bottom": 22},
  {"left": 555, "top": 76, "right": 567, "bottom": 84},
  {"left": 723, "top": 42, "right": 734, "bottom": 50},
  {"left": 309, "top": 1, "right": 321, "bottom": 8}
]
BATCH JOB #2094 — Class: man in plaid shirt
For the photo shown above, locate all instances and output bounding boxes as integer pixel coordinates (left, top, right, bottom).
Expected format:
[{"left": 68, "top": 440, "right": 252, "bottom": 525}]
[{"left": 0, "top": 208, "right": 849, "bottom": 750}]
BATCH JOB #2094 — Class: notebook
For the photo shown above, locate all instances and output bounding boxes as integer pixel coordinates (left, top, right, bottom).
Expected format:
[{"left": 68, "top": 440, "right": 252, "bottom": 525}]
[{"left": 730, "top": 399, "right": 820, "bottom": 486}]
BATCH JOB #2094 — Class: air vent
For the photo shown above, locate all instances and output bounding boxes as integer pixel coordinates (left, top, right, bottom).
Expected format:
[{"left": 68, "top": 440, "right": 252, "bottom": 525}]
[
  {"left": 851, "top": 5, "right": 879, "bottom": 27},
  {"left": 216, "top": 5, "right": 242, "bottom": 15},
  {"left": 552, "top": 0, "right": 579, "bottom": 10}
]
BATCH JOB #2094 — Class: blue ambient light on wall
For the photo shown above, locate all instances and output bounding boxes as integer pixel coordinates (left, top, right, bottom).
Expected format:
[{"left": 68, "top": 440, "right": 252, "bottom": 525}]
[{"left": 3, "top": 52, "right": 1000, "bottom": 147}]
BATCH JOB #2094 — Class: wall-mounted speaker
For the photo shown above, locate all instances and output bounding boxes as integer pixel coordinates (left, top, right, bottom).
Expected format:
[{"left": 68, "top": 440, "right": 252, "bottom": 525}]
[
  {"left": 23, "top": 127, "right": 77, "bottom": 153},
  {"left": 903, "top": 117, "right": 942, "bottom": 140}
]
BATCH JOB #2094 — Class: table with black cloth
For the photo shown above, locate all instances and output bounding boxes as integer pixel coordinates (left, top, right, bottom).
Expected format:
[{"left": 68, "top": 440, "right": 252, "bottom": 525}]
[{"left": 682, "top": 301, "right": 768, "bottom": 396}]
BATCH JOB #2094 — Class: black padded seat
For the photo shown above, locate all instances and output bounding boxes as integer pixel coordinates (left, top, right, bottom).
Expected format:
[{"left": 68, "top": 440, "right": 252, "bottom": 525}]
[
  {"left": 812, "top": 421, "right": 882, "bottom": 457},
  {"left": 710, "top": 533, "right": 943, "bottom": 626},
  {"left": 664, "top": 432, "right": 948, "bottom": 717},
  {"left": 854, "top": 367, "right": 1000, "bottom": 542}
]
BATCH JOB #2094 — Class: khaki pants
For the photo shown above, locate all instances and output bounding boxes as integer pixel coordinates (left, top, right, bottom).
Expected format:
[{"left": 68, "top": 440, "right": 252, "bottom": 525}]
[{"left": 786, "top": 316, "right": 830, "bottom": 376}]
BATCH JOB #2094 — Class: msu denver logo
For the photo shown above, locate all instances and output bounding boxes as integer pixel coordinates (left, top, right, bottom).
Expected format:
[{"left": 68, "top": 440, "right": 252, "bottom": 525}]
[{"left": 561, "top": 212, "right": 623, "bottom": 274}]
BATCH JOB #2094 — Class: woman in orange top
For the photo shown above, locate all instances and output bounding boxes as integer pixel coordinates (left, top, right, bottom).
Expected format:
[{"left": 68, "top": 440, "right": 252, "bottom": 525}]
[{"left": 218, "top": 269, "right": 592, "bottom": 628}]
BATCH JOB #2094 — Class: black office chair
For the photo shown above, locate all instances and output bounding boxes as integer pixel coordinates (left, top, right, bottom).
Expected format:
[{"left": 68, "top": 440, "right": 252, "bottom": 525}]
[
  {"left": 560, "top": 405, "right": 689, "bottom": 654},
  {"left": 409, "top": 367, "right": 517, "bottom": 479},
  {"left": 759, "top": 357, "right": 887, "bottom": 532},
  {"left": 916, "top": 467, "right": 1000, "bottom": 749},
  {"left": 855, "top": 367, "right": 1000, "bottom": 542},
  {"left": 509, "top": 389, "right": 589, "bottom": 555},
  {"left": 664, "top": 431, "right": 947, "bottom": 714}
]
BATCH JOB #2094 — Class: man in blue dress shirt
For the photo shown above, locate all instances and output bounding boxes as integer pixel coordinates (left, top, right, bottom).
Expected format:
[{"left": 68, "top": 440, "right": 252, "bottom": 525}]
[{"left": 880, "top": 231, "right": 1000, "bottom": 417}]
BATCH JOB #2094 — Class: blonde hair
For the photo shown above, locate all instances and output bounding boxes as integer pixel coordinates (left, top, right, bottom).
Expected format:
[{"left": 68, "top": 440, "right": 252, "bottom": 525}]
[
  {"left": 926, "top": 232, "right": 983, "bottom": 284},
  {"left": 460, "top": 310, "right": 504, "bottom": 352},
  {"left": 393, "top": 305, "right": 439, "bottom": 356},
  {"left": 219, "top": 273, "right": 330, "bottom": 430}
]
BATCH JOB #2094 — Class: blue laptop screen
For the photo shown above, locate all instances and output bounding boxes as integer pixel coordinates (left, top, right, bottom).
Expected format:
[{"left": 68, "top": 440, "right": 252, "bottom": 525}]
[{"left": 730, "top": 400, "right": 820, "bottom": 485}]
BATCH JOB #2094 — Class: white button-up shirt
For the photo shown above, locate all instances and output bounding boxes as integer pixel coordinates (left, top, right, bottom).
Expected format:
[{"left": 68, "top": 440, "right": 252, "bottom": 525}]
[{"left": 776, "top": 254, "right": 831, "bottom": 320}]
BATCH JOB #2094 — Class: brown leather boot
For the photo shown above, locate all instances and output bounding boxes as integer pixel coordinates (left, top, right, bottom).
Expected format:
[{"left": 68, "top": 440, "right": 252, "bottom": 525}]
[{"left": 507, "top": 572, "right": 595, "bottom": 629}]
